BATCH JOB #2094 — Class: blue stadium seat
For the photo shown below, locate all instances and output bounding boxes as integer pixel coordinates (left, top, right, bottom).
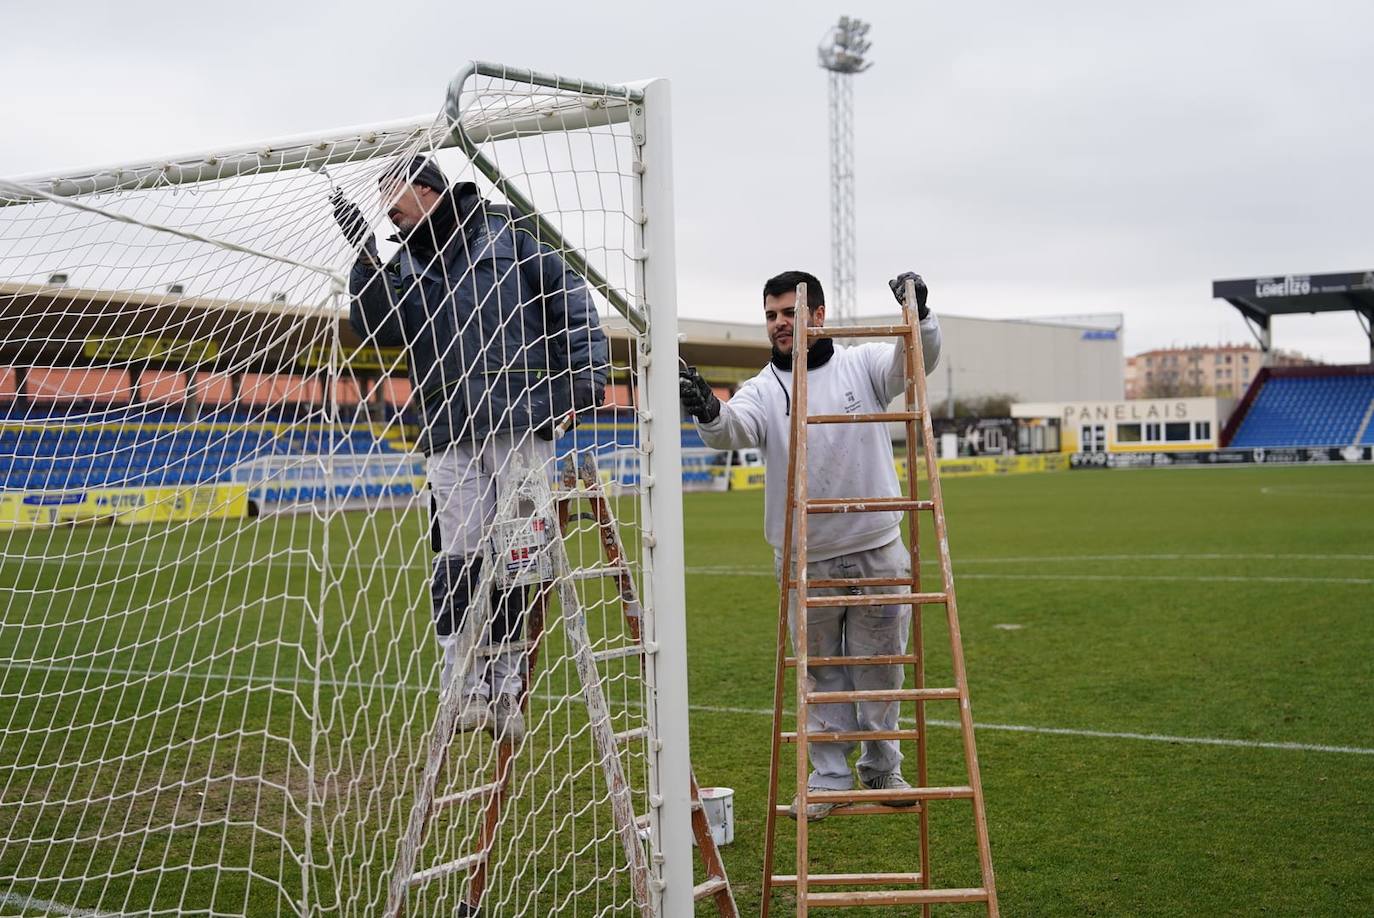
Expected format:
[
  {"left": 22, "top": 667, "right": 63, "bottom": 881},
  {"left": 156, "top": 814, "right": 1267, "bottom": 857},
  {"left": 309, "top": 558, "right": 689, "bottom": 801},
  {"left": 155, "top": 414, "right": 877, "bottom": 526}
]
[{"left": 1231, "top": 372, "right": 1374, "bottom": 448}]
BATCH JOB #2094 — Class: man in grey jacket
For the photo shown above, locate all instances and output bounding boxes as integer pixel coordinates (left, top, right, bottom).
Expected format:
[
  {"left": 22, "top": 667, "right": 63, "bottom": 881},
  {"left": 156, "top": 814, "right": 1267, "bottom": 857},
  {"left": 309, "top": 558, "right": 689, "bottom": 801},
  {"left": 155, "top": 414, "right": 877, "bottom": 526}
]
[
  {"left": 679, "top": 269, "right": 941, "bottom": 819},
  {"left": 337, "top": 155, "right": 609, "bottom": 743}
]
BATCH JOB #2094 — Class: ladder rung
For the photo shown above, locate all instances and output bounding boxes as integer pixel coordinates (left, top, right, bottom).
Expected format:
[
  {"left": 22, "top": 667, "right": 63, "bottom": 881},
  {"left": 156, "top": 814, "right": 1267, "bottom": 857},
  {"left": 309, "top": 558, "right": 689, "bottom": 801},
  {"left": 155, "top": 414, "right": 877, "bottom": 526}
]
[
  {"left": 806, "top": 887, "right": 989, "bottom": 907},
  {"left": 693, "top": 877, "right": 730, "bottom": 900},
  {"left": 785, "top": 654, "right": 920, "bottom": 667},
  {"left": 614, "top": 725, "right": 649, "bottom": 744},
  {"left": 773, "top": 803, "right": 924, "bottom": 816},
  {"left": 804, "top": 687, "right": 961, "bottom": 704},
  {"left": 434, "top": 781, "right": 503, "bottom": 809},
  {"left": 772, "top": 872, "right": 923, "bottom": 887},
  {"left": 812, "top": 324, "right": 913, "bottom": 338},
  {"left": 407, "top": 851, "right": 486, "bottom": 887},
  {"left": 566, "top": 565, "right": 631, "bottom": 582},
  {"left": 807, "top": 412, "right": 920, "bottom": 424},
  {"left": 808, "top": 576, "right": 915, "bottom": 589},
  {"left": 805, "top": 497, "right": 932, "bottom": 514},
  {"left": 804, "top": 592, "right": 946, "bottom": 608},
  {"left": 592, "top": 644, "right": 643, "bottom": 663},
  {"left": 475, "top": 640, "right": 534, "bottom": 657},
  {"left": 781, "top": 728, "right": 923, "bottom": 743},
  {"left": 807, "top": 785, "right": 974, "bottom": 804}
]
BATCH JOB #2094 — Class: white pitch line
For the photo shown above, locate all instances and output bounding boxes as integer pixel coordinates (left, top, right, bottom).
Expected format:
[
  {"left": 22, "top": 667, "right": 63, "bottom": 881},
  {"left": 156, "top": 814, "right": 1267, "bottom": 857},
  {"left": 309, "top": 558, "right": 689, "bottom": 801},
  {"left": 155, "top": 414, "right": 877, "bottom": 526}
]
[
  {"left": 682, "top": 566, "right": 1374, "bottom": 585},
  {"left": 0, "top": 890, "right": 129, "bottom": 917},
  {"left": 9, "top": 660, "right": 1374, "bottom": 758},
  {"left": 6, "top": 551, "right": 1374, "bottom": 569}
]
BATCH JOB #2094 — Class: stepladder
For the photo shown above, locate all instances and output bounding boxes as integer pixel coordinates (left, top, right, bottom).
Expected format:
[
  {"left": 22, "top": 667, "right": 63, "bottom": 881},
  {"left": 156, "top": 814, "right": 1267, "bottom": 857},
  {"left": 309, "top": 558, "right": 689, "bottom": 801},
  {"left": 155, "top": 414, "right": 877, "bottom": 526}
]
[
  {"left": 760, "top": 279, "right": 999, "bottom": 916},
  {"left": 387, "top": 447, "right": 738, "bottom": 918}
]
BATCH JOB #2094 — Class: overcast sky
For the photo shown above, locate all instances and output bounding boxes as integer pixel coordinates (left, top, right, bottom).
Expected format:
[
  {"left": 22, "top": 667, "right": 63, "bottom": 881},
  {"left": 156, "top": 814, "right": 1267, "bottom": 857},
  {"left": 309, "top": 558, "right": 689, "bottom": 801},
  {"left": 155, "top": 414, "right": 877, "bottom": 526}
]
[{"left": 2, "top": 0, "right": 1371, "bottom": 362}]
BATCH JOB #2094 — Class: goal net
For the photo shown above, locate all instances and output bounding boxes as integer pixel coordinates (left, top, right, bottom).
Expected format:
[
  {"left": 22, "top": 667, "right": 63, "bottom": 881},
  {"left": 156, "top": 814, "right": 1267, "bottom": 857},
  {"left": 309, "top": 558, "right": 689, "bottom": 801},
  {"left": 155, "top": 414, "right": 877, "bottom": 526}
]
[{"left": 0, "top": 63, "right": 691, "bottom": 917}]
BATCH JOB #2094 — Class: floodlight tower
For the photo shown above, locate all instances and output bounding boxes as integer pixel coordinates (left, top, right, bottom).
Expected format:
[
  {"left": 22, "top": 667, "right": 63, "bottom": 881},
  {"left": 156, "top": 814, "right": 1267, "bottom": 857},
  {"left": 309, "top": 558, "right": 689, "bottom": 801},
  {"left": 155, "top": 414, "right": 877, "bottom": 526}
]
[{"left": 818, "top": 15, "right": 872, "bottom": 322}]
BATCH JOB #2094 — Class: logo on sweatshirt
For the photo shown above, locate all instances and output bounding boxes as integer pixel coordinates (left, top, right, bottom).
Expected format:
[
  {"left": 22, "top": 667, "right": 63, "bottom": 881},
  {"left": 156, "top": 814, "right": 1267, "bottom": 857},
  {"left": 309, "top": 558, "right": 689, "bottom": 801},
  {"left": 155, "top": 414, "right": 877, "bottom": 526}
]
[{"left": 844, "top": 390, "right": 862, "bottom": 414}]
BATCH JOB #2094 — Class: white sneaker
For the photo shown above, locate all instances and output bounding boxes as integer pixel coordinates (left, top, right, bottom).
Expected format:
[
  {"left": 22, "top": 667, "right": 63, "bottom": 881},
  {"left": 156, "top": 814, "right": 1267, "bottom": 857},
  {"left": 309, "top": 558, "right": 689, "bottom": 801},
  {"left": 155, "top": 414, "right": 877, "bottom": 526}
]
[
  {"left": 455, "top": 695, "right": 490, "bottom": 734},
  {"left": 788, "top": 786, "right": 840, "bottom": 822},
  {"left": 862, "top": 771, "right": 916, "bottom": 807},
  {"left": 490, "top": 694, "right": 526, "bottom": 745}
]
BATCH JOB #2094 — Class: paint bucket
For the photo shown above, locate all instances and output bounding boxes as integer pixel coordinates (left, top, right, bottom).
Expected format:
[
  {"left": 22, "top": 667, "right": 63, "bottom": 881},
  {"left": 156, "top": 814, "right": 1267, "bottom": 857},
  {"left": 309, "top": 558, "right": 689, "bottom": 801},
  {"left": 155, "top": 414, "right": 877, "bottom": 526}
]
[{"left": 697, "top": 787, "right": 735, "bottom": 847}]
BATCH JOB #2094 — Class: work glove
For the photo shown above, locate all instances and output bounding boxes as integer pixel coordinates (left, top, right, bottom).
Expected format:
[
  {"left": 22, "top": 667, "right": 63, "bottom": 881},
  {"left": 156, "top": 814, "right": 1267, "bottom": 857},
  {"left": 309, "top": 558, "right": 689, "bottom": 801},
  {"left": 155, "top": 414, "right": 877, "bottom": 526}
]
[
  {"left": 888, "top": 271, "right": 930, "bottom": 320},
  {"left": 678, "top": 366, "right": 721, "bottom": 424},
  {"left": 535, "top": 380, "right": 604, "bottom": 441},
  {"left": 330, "top": 191, "right": 379, "bottom": 265}
]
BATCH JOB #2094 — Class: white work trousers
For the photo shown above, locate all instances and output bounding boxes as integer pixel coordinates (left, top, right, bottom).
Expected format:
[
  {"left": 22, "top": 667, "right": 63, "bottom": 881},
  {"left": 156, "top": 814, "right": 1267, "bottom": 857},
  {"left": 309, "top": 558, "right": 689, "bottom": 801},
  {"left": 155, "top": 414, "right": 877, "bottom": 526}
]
[
  {"left": 777, "top": 537, "right": 912, "bottom": 790},
  {"left": 428, "top": 432, "right": 555, "bottom": 696}
]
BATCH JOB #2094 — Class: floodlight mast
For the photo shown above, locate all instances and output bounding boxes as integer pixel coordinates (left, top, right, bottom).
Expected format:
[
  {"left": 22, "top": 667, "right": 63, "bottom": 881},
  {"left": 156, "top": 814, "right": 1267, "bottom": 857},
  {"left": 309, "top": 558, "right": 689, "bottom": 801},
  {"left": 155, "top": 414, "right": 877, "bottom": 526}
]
[{"left": 818, "top": 16, "right": 872, "bottom": 322}]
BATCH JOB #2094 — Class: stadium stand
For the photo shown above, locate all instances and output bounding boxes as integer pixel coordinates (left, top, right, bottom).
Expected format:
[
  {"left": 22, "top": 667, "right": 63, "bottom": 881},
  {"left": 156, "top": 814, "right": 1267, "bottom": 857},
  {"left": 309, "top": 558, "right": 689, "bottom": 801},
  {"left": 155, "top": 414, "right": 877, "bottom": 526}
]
[
  {"left": 0, "top": 365, "right": 645, "bottom": 495},
  {"left": 1225, "top": 365, "right": 1374, "bottom": 447}
]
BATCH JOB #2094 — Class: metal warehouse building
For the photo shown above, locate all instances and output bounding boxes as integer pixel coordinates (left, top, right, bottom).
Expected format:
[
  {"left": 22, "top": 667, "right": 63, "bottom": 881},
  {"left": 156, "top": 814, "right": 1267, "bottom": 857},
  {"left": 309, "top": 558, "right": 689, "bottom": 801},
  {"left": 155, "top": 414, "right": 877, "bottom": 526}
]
[{"left": 674, "top": 311, "right": 1125, "bottom": 406}]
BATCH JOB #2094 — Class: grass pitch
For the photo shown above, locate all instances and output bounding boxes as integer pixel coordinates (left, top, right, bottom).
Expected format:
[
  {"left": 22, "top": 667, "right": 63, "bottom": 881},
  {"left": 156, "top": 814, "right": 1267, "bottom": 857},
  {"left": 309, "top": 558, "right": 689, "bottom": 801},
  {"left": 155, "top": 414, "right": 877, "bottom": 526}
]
[
  {"left": 2, "top": 464, "right": 1372, "bottom": 916},
  {"left": 685, "top": 465, "right": 1374, "bottom": 916}
]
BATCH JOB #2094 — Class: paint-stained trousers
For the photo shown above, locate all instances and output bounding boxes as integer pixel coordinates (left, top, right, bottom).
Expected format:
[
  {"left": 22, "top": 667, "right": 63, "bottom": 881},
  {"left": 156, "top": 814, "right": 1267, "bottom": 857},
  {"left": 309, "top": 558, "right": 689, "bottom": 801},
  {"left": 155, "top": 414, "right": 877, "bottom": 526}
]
[
  {"left": 776, "top": 537, "right": 912, "bottom": 790},
  {"left": 428, "top": 433, "right": 555, "bottom": 697}
]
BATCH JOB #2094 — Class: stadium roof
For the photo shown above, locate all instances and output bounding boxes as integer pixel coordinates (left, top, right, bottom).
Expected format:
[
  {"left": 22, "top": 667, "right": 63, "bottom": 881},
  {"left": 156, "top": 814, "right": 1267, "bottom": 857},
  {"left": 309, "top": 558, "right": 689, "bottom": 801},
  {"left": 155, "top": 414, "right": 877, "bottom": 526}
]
[
  {"left": 1213, "top": 270, "right": 1374, "bottom": 360},
  {"left": 0, "top": 281, "right": 770, "bottom": 376}
]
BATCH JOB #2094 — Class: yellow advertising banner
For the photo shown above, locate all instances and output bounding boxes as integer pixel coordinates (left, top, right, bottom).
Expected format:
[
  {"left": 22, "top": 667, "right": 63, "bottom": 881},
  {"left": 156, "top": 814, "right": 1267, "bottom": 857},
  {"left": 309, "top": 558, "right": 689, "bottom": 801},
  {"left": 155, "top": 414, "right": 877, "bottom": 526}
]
[
  {"left": 298, "top": 344, "right": 408, "bottom": 373},
  {"left": 729, "top": 466, "right": 768, "bottom": 490},
  {"left": 0, "top": 485, "right": 249, "bottom": 529},
  {"left": 83, "top": 336, "right": 220, "bottom": 365},
  {"left": 894, "top": 453, "right": 1069, "bottom": 479}
]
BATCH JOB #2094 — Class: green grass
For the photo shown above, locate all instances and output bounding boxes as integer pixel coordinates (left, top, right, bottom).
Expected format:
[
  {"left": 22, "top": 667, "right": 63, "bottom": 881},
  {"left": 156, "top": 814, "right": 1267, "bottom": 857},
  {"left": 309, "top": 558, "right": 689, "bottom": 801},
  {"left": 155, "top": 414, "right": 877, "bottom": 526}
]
[{"left": 2, "top": 465, "right": 1373, "bottom": 915}]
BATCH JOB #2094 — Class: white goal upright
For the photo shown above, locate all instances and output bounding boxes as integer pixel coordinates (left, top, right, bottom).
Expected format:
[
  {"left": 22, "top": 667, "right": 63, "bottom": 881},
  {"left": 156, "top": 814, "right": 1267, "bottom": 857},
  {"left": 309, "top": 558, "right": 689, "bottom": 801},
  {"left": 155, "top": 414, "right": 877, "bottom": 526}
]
[{"left": 0, "top": 63, "right": 694, "bottom": 916}]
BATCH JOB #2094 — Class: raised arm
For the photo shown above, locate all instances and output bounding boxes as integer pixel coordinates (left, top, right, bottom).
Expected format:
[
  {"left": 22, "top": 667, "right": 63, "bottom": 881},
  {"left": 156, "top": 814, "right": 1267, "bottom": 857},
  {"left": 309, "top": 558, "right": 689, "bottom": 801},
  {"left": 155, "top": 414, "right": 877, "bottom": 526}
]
[
  {"left": 683, "top": 370, "right": 769, "bottom": 450},
  {"left": 869, "top": 272, "right": 942, "bottom": 402},
  {"left": 332, "top": 190, "right": 405, "bottom": 346}
]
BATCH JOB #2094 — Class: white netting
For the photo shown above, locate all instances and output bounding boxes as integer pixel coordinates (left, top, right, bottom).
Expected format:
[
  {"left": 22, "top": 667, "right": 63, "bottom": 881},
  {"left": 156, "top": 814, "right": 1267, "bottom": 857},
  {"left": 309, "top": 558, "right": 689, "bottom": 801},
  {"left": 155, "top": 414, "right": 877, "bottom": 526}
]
[{"left": 0, "top": 65, "right": 669, "bottom": 917}]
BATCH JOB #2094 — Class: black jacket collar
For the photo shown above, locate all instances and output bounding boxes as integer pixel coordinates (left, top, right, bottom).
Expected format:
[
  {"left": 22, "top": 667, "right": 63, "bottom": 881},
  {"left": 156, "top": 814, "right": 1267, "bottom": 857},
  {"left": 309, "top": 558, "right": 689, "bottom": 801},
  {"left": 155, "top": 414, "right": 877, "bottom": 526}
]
[
  {"left": 770, "top": 335, "right": 834, "bottom": 372},
  {"left": 388, "top": 182, "right": 482, "bottom": 261}
]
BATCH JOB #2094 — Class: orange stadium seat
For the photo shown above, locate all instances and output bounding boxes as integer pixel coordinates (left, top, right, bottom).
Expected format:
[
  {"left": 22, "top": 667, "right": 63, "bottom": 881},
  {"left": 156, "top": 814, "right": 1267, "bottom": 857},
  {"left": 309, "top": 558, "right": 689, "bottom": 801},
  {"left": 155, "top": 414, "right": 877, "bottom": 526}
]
[
  {"left": 239, "top": 374, "right": 324, "bottom": 405},
  {"left": 138, "top": 370, "right": 189, "bottom": 404},
  {"left": 605, "top": 383, "right": 635, "bottom": 408},
  {"left": 333, "top": 378, "right": 363, "bottom": 406},
  {"left": 192, "top": 372, "right": 236, "bottom": 406},
  {"left": 376, "top": 377, "right": 412, "bottom": 410},
  {"left": 25, "top": 367, "right": 133, "bottom": 404}
]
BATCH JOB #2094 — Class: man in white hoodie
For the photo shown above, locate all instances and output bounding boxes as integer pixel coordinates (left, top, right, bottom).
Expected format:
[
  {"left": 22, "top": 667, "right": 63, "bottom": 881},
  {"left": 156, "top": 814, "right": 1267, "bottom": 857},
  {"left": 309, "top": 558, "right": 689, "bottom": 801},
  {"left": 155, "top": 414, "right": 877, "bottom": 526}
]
[{"left": 680, "top": 269, "right": 941, "bottom": 820}]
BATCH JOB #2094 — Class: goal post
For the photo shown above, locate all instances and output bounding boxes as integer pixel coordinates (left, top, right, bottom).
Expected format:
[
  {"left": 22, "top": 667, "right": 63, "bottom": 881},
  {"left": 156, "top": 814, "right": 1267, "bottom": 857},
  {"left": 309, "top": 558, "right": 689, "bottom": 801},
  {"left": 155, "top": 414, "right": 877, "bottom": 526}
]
[{"left": 0, "top": 62, "right": 695, "bottom": 917}]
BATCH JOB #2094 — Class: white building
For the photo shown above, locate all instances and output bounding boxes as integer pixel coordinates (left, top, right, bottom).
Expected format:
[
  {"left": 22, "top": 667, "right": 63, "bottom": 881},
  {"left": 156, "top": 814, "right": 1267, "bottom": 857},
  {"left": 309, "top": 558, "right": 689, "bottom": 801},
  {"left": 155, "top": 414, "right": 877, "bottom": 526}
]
[{"left": 671, "top": 312, "right": 1125, "bottom": 407}]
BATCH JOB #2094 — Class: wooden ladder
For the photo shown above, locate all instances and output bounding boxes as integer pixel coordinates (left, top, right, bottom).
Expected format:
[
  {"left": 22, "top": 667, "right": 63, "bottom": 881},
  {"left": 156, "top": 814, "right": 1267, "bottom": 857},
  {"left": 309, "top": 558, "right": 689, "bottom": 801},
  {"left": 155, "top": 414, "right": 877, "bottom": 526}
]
[
  {"left": 387, "top": 449, "right": 738, "bottom": 917},
  {"left": 760, "top": 280, "right": 999, "bottom": 916}
]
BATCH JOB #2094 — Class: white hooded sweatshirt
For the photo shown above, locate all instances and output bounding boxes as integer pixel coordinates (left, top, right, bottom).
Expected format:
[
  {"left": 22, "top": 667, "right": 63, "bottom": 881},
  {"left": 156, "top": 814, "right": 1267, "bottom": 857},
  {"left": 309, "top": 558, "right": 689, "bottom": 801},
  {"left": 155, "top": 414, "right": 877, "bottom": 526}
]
[{"left": 696, "top": 314, "right": 942, "bottom": 561}]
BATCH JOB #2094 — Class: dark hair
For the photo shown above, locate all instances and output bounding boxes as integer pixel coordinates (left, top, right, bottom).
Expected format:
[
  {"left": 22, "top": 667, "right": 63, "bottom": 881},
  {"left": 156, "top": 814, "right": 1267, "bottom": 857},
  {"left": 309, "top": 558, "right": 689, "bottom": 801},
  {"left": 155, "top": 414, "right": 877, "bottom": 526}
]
[{"left": 762, "top": 270, "right": 825, "bottom": 307}]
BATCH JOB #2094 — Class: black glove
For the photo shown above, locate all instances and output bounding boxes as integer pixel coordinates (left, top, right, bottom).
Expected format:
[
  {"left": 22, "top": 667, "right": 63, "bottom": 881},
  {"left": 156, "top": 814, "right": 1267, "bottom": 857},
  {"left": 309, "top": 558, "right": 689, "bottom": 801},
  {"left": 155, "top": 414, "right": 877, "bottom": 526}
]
[
  {"left": 572, "top": 379, "right": 604, "bottom": 415},
  {"left": 888, "top": 272, "right": 930, "bottom": 320},
  {"left": 678, "top": 366, "right": 721, "bottom": 423},
  {"left": 330, "top": 191, "right": 378, "bottom": 263},
  {"left": 535, "top": 380, "right": 604, "bottom": 441}
]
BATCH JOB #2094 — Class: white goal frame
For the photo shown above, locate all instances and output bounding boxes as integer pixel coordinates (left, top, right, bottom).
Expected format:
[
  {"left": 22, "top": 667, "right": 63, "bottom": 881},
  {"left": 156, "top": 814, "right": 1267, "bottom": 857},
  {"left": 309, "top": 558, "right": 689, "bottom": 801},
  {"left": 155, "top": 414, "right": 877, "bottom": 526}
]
[{"left": 0, "top": 61, "right": 695, "bottom": 917}]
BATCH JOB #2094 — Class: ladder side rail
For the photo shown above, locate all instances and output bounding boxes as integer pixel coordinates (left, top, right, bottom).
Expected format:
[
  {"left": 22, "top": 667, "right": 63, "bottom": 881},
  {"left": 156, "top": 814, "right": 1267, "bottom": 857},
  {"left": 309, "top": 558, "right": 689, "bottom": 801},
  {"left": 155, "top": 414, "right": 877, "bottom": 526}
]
[
  {"left": 690, "top": 773, "right": 741, "bottom": 916},
  {"left": 578, "top": 452, "right": 643, "bottom": 642},
  {"left": 905, "top": 278, "right": 999, "bottom": 916},
  {"left": 549, "top": 516, "right": 655, "bottom": 915},
  {"left": 760, "top": 338, "right": 806, "bottom": 918},
  {"left": 385, "top": 571, "right": 499, "bottom": 918},
  {"left": 792, "top": 283, "right": 815, "bottom": 918},
  {"left": 465, "top": 577, "right": 555, "bottom": 911},
  {"left": 899, "top": 297, "right": 934, "bottom": 914},
  {"left": 576, "top": 450, "right": 739, "bottom": 917}
]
